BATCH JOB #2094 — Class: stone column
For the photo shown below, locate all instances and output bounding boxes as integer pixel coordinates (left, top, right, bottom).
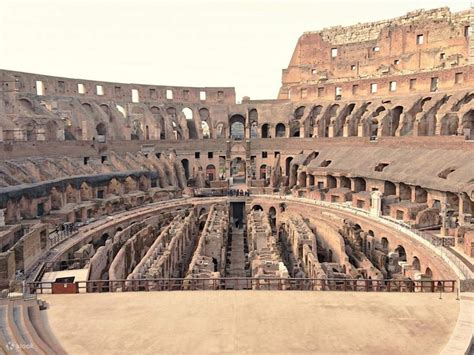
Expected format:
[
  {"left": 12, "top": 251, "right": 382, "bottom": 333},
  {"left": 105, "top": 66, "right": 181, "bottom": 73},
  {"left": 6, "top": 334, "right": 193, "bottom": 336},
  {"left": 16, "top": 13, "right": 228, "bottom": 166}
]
[
  {"left": 370, "top": 191, "right": 383, "bottom": 217},
  {"left": 0, "top": 209, "right": 5, "bottom": 227},
  {"left": 343, "top": 124, "right": 349, "bottom": 137}
]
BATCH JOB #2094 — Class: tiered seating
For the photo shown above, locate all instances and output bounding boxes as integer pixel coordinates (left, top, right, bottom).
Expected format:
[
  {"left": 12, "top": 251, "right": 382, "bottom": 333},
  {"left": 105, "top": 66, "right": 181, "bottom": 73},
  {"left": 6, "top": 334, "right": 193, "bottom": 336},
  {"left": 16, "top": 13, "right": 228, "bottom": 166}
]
[{"left": 0, "top": 296, "right": 66, "bottom": 354}]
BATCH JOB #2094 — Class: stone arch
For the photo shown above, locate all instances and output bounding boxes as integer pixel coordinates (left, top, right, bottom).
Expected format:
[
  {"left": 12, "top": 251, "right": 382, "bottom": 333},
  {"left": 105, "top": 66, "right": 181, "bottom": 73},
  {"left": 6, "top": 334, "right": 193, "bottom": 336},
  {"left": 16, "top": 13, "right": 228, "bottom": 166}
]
[
  {"left": 275, "top": 123, "right": 286, "bottom": 138},
  {"left": 395, "top": 245, "right": 407, "bottom": 262},
  {"left": 424, "top": 267, "right": 433, "bottom": 278},
  {"left": 82, "top": 102, "right": 93, "bottom": 113},
  {"left": 65, "top": 184, "right": 76, "bottom": 204},
  {"left": 261, "top": 123, "right": 270, "bottom": 138},
  {"left": 229, "top": 114, "right": 245, "bottom": 140},
  {"left": 80, "top": 182, "right": 92, "bottom": 201},
  {"left": 294, "top": 106, "right": 305, "bottom": 120},
  {"left": 215, "top": 122, "right": 226, "bottom": 138},
  {"left": 412, "top": 256, "right": 421, "bottom": 271},
  {"left": 201, "top": 121, "right": 210, "bottom": 139},
  {"left": 50, "top": 187, "right": 63, "bottom": 210},
  {"left": 327, "top": 175, "right": 337, "bottom": 189},
  {"left": 250, "top": 121, "right": 258, "bottom": 139},
  {"left": 290, "top": 121, "right": 301, "bottom": 137},
  {"left": 298, "top": 171, "right": 307, "bottom": 187},
  {"left": 260, "top": 164, "right": 267, "bottom": 180},
  {"left": 108, "top": 178, "right": 121, "bottom": 195},
  {"left": 381, "top": 106, "right": 403, "bottom": 136},
  {"left": 206, "top": 164, "right": 216, "bottom": 181},
  {"left": 252, "top": 205, "right": 263, "bottom": 211},
  {"left": 353, "top": 177, "right": 366, "bottom": 192},
  {"left": 414, "top": 186, "right": 428, "bottom": 203},
  {"left": 306, "top": 105, "right": 323, "bottom": 137},
  {"left": 181, "top": 159, "right": 190, "bottom": 180},
  {"left": 124, "top": 176, "right": 137, "bottom": 193},
  {"left": 440, "top": 113, "right": 459, "bottom": 136},
  {"left": 462, "top": 109, "right": 474, "bottom": 140},
  {"left": 96, "top": 122, "right": 107, "bottom": 136},
  {"left": 384, "top": 181, "right": 396, "bottom": 196},
  {"left": 399, "top": 182, "right": 411, "bottom": 201},
  {"left": 285, "top": 157, "right": 293, "bottom": 176}
]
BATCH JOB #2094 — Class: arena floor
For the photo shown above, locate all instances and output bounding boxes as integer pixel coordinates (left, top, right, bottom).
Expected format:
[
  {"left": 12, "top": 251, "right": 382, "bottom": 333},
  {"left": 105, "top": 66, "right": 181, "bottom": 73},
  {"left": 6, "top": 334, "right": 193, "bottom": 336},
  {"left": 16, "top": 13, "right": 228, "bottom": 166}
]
[{"left": 41, "top": 291, "right": 460, "bottom": 354}]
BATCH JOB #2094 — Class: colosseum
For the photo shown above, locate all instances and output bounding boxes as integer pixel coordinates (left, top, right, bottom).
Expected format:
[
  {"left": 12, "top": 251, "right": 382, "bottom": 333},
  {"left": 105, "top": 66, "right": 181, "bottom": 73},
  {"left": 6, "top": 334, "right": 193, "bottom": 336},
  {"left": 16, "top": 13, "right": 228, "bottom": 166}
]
[{"left": 0, "top": 4, "right": 473, "bottom": 354}]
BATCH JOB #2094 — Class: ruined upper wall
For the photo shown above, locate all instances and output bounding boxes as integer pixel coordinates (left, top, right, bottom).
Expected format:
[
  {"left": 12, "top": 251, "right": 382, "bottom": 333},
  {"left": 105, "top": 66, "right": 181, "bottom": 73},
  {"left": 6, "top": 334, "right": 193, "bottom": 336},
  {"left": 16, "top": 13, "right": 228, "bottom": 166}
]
[
  {"left": 316, "top": 8, "right": 468, "bottom": 46},
  {"left": 0, "top": 69, "right": 236, "bottom": 105},
  {"left": 279, "top": 7, "right": 474, "bottom": 100}
]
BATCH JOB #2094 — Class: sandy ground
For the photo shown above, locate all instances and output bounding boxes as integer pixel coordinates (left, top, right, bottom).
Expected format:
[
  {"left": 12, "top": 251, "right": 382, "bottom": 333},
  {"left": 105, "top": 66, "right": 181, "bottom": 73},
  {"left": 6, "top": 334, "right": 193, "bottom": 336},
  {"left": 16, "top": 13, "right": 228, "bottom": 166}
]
[{"left": 41, "top": 291, "right": 460, "bottom": 354}]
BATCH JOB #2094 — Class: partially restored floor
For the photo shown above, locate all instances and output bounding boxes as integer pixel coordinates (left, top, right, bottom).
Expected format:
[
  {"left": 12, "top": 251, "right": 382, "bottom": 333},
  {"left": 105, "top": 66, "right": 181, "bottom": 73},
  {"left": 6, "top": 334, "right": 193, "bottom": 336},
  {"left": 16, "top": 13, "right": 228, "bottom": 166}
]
[{"left": 41, "top": 291, "right": 460, "bottom": 354}]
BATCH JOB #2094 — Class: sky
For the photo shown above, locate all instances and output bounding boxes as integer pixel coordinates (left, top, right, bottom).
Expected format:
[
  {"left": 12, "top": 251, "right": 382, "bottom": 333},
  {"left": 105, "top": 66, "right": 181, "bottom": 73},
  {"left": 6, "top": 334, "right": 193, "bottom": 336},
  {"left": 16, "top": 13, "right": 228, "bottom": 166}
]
[{"left": 0, "top": 0, "right": 469, "bottom": 101}]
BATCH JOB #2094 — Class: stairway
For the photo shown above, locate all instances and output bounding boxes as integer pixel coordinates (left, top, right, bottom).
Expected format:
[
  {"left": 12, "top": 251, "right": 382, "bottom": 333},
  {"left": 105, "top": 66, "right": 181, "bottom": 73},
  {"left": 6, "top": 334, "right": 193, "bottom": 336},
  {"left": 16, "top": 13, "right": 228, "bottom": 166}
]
[{"left": 225, "top": 228, "right": 248, "bottom": 289}]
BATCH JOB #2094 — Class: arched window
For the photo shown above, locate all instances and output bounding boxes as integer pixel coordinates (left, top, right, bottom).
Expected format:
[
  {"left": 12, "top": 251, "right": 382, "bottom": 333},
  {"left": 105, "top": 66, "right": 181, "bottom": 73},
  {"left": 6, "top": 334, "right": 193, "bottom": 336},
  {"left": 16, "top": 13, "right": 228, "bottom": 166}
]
[
  {"left": 201, "top": 121, "right": 210, "bottom": 139},
  {"left": 182, "top": 107, "right": 193, "bottom": 120},
  {"left": 216, "top": 123, "right": 225, "bottom": 138},
  {"left": 206, "top": 164, "right": 216, "bottom": 181},
  {"left": 275, "top": 123, "right": 286, "bottom": 137},
  {"left": 229, "top": 115, "right": 245, "bottom": 140}
]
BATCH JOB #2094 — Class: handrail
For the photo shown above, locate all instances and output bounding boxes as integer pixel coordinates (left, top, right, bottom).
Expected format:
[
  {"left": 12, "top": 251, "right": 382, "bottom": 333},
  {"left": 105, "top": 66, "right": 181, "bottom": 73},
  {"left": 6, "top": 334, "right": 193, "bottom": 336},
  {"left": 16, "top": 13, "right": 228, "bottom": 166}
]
[{"left": 27, "top": 278, "right": 456, "bottom": 294}]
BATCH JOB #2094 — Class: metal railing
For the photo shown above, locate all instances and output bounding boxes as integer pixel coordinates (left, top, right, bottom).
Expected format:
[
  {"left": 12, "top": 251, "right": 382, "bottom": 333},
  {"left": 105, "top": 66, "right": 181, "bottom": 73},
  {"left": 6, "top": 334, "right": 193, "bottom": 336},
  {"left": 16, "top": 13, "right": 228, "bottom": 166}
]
[{"left": 27, "top": 278, "right": 456, "bottom": 294}]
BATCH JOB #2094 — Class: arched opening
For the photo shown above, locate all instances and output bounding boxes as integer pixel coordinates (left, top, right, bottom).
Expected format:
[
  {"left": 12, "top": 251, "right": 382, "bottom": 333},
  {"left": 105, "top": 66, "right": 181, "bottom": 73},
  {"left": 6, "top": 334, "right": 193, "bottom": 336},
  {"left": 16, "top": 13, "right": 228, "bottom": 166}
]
[
  {"left": 395, "top": 245, "right": 407, "bottom": 262},
  {"left": 384, "top": 181, "right": 396, "bottom": 196},
  {"left": 462, "top": 109, "right": 474, "bottom": 140},
  {"left": 381, "top": 237, "right": 389, "bottom": 252},
  {"left": 298, "top": 171, "right": 307, "bottom": 187},
  {"left": 249, "top": 109, "right": 258, "bottom": 138},
  {"left": 96, "top": 123, "right": 106, "bottom": 136},
  {"left": 327, "top": 175, "right": 337, "bottom": 189},
  {"left": 260, "top": 164, "right": 267, "bottom": 180},
  {"left": 229, "top": 115, "right": 245, "bottom": 140},
  {"left": 261, "top": 124, "right": 270, "bottom": 138},
  {"left": 294, "top": 106, "right": 305, "bottom": 120},
  {"left": 183, "top": 107, "right": 198, "bottom": 139},
  {"left": 216, "top": 122, "right": 226, "bottom": 138},
  {"left": 62, "top": 117, "right": 75, "bottom": 140},
  {"left": 353, "top": 177, "right": 366, "bottom": 192},
  {"left": 306, "top": 105, "right": 323, "bottom": 137},
  {"left": 131, "top": 120, "right": 142, "bottom": 140},
  {"left": 340, "top": 176, "right": 351, "bottom": 189},
  {"left": 269, "top": 207, "right": 277, "bottom": 231},
  {"left": 382, "top": 106, "right": 403, "bottom": 136},
  {"left": 182, "top": 107, "right": 193, "bottom": 120},
  {"left": 412, "top": 257, "right": 421, "bottom": 271},
  {"left": 206, "top": 164, "right": 216, "bottom": 181},
  {"left": 275, "top": 123, "right": 286, "bottom": 138},
  {"left": 250, "top": 122, "right": 258, "bottom": 139},
  {"left": 50, "top": 187, "right": 62, "bottom": 210},
  {"left": 201, "top": 121, "right": 210, "bottom": 139},
  {"left": 290, "top": 121, "right": 300, "bottom": 137},
  {"left": 414, "top": 186, "right": 428, "bottom": 203},
  {"left": 252, "top": 205, "right": 263, "bottom": 211},
  {"left": 181, "top": 159, "right": 190, "bottom": 180},
  {"left": 440, "top": 113, "right": 459, "bottom": 136},
  {"left": 285, "top": 157, "right": 293, "bottom": 176},
  {"left": 230, "top": 157, "right": 246, "bottom": 183},
  {"left": 424, "top": 267, "right": 433, "bottom": 278},
  {"left": 199, "top": 108, "right": 210, "bottom": 121},
  {"left": 399, "top": 182, "right": 411, "bottom": 200}
]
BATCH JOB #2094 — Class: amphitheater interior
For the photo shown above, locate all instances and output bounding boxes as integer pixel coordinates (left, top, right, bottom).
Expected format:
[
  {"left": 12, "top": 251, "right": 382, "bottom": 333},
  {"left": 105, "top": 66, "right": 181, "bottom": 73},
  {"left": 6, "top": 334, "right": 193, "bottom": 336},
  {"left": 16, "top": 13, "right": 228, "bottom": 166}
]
[{"left": 0, "top": 6, "right": 473, "bottom": 355}]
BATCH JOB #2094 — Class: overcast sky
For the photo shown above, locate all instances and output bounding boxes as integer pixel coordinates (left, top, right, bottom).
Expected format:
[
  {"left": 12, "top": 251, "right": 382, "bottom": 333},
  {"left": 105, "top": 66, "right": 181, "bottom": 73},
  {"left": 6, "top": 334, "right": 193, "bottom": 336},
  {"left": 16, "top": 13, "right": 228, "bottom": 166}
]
[{"left": 0, "top": 0, "right": 469, "bottom": 100}]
